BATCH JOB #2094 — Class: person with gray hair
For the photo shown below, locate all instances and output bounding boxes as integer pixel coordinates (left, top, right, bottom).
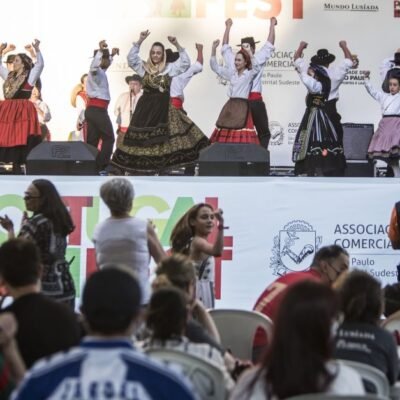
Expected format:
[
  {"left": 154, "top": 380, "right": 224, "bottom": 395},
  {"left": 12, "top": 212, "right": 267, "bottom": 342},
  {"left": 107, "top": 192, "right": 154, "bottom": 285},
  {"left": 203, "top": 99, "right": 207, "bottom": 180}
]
[{"left": 92, "top": 178, "right": 165, "bottom": 304}]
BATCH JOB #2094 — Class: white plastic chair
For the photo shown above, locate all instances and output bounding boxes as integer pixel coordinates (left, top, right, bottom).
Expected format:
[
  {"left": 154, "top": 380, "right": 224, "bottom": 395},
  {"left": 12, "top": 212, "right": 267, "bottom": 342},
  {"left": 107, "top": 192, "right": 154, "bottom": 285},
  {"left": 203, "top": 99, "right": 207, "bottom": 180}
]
[
  {"left": 286, "top": 395, "right": 389, "bottom": 400},
  {"left": 208, "top": 308, "right": 273, "bottom": 360},
  {"left": 336, "top": 360, "right": 390, "bottom": 397},
  {"left": 145, "top": 348, "right": 226, "bottom": 400}
]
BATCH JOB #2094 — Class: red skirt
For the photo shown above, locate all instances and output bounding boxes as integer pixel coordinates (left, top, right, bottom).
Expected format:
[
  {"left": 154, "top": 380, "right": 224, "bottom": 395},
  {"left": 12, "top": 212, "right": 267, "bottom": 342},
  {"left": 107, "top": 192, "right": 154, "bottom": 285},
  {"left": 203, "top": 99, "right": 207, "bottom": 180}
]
[
  {"left": 0, "top": 99, "right": 41, "bottom": 147},
  {"left": 210, "top": 111, "right": 260, "bottom": 144}
]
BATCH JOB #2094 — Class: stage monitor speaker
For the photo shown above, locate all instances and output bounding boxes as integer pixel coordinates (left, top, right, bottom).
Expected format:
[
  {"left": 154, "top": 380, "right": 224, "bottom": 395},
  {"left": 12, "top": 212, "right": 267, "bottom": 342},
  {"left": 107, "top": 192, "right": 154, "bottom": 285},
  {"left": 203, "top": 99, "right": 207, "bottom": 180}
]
[
  {"left": 26, "top": 141, "right": 98, "bottom": 175},
  {"left": 342, "top": 123, "right": 374, "bottom": 160},
  {"left": 198, "top": 143, "right": 270, "bottom": 176},
  {"left": 344, "top": 160, "right": 375, "bottom": 177}
]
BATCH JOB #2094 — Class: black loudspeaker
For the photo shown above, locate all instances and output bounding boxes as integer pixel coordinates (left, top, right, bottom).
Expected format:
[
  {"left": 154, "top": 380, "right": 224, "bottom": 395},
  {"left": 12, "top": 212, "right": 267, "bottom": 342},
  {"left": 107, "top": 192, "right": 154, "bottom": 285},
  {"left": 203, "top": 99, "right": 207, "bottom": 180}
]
[
  {"left": 344, "top": 160, "right": 375, "bottom": 177},
  {"left": 26, "top": 141, "right": 98, "bottom": 175},
  {"left": 198, "top": 143, "right": 270, "bottom": 176},
  {"left": 342, "top": 123, "right": 374, "bottom": 160}
]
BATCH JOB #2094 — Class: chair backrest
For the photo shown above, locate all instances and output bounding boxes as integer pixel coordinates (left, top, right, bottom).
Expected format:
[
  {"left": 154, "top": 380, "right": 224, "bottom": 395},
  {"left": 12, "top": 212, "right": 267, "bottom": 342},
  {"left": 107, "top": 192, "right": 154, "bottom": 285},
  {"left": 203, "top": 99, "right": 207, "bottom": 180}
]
[
  {"left": 336, "top": 360, "right": 390, "bottom": 397},
  {"left": 145, "top": 348, "right": 226, "bottom": 400},
  {"left": 286, "top": 394, "right": 389, "bottom": 400},
  {"left": 208, "top": 309, "right": 273, "bottom": 360}
]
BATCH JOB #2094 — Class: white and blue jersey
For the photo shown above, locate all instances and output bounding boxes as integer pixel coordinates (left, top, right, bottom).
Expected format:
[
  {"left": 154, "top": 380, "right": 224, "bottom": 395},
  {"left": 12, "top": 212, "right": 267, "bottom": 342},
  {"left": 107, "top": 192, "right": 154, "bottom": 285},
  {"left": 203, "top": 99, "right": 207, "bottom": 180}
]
[{"left": 12, "top": 338, "right": 196, "bottom": 400}]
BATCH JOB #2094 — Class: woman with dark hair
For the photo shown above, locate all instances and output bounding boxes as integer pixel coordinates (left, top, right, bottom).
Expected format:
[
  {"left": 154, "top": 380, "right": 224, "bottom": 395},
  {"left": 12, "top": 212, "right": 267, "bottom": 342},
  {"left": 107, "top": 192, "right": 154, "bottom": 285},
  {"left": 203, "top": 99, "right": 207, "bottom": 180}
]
[
  {"left": 292, "top": 41, "right": 346, "bottom": 176},
  {"left": 170, "top": 203, "right": 225, "bottom": 308},
  {"left": 111, "top": 30, "right": 209, "bottom": 175},
  {"left": 0, "top": 179, "right": 75, "bottom": 307},
  {"left": 334, "top": 270, "right": 399, "bottom": 387},
  {"left": 143, "top": 286, "right": 235, "bottom": 392},
  {"left": 210, "top": 39, "right": 261, "bottom": 144},
  {"left": 231, "top": 280, "right": 365, "bottom": 399},
  {"left": 0, "top": 40, "right": 43, "bottom": 173}
]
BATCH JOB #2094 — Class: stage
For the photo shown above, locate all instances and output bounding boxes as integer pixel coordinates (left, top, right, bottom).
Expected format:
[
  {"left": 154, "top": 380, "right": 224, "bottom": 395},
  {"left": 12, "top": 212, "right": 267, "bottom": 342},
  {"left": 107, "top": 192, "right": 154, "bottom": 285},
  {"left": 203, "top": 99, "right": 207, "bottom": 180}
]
[{"left": 0, "top": 175, "right": 399, "bottom": 309}]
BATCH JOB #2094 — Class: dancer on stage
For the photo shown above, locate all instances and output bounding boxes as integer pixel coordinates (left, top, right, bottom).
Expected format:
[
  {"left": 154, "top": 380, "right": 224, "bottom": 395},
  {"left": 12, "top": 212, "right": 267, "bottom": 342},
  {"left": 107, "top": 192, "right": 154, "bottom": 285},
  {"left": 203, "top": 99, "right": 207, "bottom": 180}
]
[
  {"left": 169, "top": 43, "right": 203, "bottom": 114},
  {"left": 85, "top": 40, "right": 117, "bottom": 174},
  {"left": 380, "top": 49, "right": 400, "bottom": 93},
  {"left": 210, "top": 39, "right": 260, "bottom": 144},
  {"left": 221, "top": 17, "right": 277, "bottom": 148},
  {"left": 111, "top": 30, "right": 209, "bottom": 175},
  {"left": 30, "top": 86, "right": 51, "bottom": 141},
  {"left": 363, "top": 70, "right": 400, "bottom": 176},
  {"left": 0, "top": 40, "right": 43, "bottom": 173},
  {"left": 170, "top": 203, "right": 225, "bottom": 309},
  {"left": 297, "top": 41, "right": 353, "bottom": 151},
  {"left": 292, "top": 41, "right": 346, "bottom": 177},
  {"left": 70, "top": 74, "right": 88, "bottom": 141},
  {"left": 114, "top": 74, "right": 142, "bottom": 147}
]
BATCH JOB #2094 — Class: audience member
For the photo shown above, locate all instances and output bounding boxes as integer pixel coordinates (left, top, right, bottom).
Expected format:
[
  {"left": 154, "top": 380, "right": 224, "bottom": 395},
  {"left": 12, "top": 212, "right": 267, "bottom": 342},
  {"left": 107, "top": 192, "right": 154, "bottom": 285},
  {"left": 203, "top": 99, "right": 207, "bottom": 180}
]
[
  {"left": 170, "top": 203, "right": 225, "bottom": 308},
  {"left": 143, "top": 286, "right": 235, "bottom": 392},
  {"left": 12, "top": 267, "right": 196, "bottom": 400},
  {"left": 0, "top": 239, "right": 80, "bottom": 368},
  {"left": 231, "top": 280, "right": 365, "bottom": 399},
  {"left": 334, "top": 270, "right": 399, "bottom": 388},
  {"left": 389, "top": 200, "right": 400, "bottom": 249},
  {"left": 0, "top": 179, "right": 76, "bottom": 307},
  {"left": 154, "top": 254, "right": 222, "bottom": 349},
  {"left": 93, "top": 178, "right": 165, "bottom": 304}
]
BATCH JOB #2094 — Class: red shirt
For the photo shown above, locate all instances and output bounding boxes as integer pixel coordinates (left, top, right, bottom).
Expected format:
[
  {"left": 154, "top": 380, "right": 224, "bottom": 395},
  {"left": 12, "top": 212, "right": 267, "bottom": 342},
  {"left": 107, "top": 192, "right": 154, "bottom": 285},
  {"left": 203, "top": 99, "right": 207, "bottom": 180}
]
[{"left": 253, "top": 269, "right": 322, "bottom": 347}]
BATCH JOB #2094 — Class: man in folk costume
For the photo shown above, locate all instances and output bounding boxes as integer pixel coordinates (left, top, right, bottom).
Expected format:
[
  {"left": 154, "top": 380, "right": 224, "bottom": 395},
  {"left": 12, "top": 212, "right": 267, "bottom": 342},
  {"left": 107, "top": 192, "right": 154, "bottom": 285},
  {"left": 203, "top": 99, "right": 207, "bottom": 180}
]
[
  {"left": 114, "top": 74, "right": 143, "bottom": 147},
  {"left": 221, "top": 17, "right": 277, "bottom": 149},
  {"left": 380, "top": 50, "right": 400, "bottom": 93},
  {"left": 85, "top": 40, "right": 118, "bottom": 175}
]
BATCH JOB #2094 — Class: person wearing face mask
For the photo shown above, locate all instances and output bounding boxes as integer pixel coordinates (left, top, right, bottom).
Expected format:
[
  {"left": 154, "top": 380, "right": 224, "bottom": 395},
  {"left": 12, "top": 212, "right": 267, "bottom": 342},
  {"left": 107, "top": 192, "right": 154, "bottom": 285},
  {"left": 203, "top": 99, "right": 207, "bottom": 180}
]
[
  {"left": 363, "top": 70, "right": 400, "bottom": 177},
  {"left": 110, "top": 30, "right": 209, "bottom": 176},
  {"left": 0, "top": 40, "right": 43, "bottom": 174},
  {"left": 210, "top": 39, "right": 261, "bottom": 144},
  {"left": 252, "top": 245, "right": 349, "bottom": 361},
  {"left": 85, "top": 40, "right": 118, "bottom": 175},
  {"left": 221, "top": 17, "right": 277, "bottom": 149}
]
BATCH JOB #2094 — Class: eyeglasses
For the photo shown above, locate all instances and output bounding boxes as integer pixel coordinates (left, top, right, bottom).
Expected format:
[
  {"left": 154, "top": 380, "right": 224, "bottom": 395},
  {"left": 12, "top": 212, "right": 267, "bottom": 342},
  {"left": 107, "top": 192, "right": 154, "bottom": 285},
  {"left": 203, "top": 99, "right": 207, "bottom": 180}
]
[{"left": 23, "top": 194, "right": 40, "bottom": 200}]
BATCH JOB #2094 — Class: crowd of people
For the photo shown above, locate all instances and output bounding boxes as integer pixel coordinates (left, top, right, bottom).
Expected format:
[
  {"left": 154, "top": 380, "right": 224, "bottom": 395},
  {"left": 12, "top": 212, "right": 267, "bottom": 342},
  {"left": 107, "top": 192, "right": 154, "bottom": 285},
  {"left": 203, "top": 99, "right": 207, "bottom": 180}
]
[
  {"left": 0, "top": 177, "right": 396, "bottom": 399},
  {"left": 0, "top": 19, "right": 399, "bottom": 177}
]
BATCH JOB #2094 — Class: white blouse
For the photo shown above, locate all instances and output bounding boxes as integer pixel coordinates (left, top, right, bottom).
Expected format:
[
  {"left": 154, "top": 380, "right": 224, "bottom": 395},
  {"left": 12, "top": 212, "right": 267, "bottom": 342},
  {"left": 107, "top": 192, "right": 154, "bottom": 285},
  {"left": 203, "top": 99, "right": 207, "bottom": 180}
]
[
  {"left": 365, "top": 79, "right": 400, "bottom": 115},
  {"left": 210, "top": 55, "right": 261, "bottom": 99},
  {"left": 170, "top": 61, "right": 202, "bottom": 99},
  {"left": 127, "top": 43, "right": 190, "bottom": 78},
  {"left": 221, "top": 41, "right": 275, "bottom": 93}
]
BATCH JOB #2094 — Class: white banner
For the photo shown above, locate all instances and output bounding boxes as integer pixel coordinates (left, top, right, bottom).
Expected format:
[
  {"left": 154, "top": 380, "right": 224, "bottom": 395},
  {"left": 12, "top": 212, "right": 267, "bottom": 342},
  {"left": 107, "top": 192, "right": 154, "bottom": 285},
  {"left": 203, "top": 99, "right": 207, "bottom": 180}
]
[
  {"left": 0, "top": 176, "right": 398, "bottom": 309},
  {"left": 1, "top": 0, "right": 396, "bottom": 165}
]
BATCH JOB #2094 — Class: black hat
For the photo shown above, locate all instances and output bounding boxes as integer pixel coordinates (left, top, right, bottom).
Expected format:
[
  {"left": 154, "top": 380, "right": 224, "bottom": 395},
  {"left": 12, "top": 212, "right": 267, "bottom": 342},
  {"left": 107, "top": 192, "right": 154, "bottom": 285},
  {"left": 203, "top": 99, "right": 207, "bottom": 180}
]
[
  {"left": 237, "top": 37, "right": 260, "bottom": 48},
  {"left": 391, "top": 52, "right": 400, "bottom": 66},
  {"left": 125, "top": 74, "right": 142, "bottom": 84},
  {"left": 165, "top": 48, "right": 179, "bottom": 63},
  {"left": 311, "top": 49, "right": 336, "bottom": 66}
]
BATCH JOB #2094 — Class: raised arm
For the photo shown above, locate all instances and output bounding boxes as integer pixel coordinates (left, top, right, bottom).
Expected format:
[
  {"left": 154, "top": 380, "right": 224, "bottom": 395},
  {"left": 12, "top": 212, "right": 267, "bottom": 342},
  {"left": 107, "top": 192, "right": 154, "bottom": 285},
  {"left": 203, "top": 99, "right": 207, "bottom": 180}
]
[
  {"left": 27, "top": 40, "right": 44, "bottom": 86},
  {"left": 294, "top": 41, "right": 307, "bottom": 62},
  {"left": 0, "top": 43, "right": 9, "bottom": 81},
  {"left": 210, "top": 40, "right": 233, "bottom": 81},
  {"left": 223, "top": 18, "right": 233, "bottom": 45},
  {"left": 363, "top": 71, "right": 385, "bottom": 103},
  {"left": 339, "top": 40, "right": 352, "bottom": 61},
  {"left": 267, "top": 17, "right": 277, "bottom": 45},
  {"left": 89, "top": 40, "right": 108, "bottom": 74},
  {"left": 127, "top": 30, "right": 150, "bottom": 77},
  {"left": 166, "top": 36, "right": 190, "bottom": 77},
  {"left": 147, "top": 222, "right": 166, "bottom": 264},
  {"left": 196, "top": 43, "right": 203, "bottom": 65}
]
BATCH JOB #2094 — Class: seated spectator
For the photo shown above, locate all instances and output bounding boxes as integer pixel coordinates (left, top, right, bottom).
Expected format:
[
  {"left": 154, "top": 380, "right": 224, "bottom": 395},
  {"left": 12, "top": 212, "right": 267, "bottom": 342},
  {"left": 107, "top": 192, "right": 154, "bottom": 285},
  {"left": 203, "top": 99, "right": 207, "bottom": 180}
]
[
  {"left": 334, "top": 270, "right": 399, "bottom": 388},
  {"left": 0, "top": 239, "right": 80, "bottom": 368},
  {"left": 12, "top": 267, "right": 196, "bottom": 400},
  {"left": 154, "top": 254, "right": 222, "bottom": 350},
  {"left": 93, "top": 178, "right": 165, "bottom": 305},
  {"left": 384, "top": 282, "right": 400, "bottom": 317},
  {"left": 231, "top": 281, "right": 365, "bottom": 399},
  {"left": 143, "top": 286, "right": 234, "bottom": 392}
]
